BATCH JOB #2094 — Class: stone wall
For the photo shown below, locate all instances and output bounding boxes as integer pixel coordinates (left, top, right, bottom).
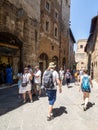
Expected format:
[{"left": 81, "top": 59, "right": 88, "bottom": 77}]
[
  {"left": 75, "top": 39, "right": 88, "bottom": 70},
  {"left": 92, "top": 36, "right": 98, "bottom": 81},
  {"left": 39, "top": 0, "right": 70, "bottom": 70}
]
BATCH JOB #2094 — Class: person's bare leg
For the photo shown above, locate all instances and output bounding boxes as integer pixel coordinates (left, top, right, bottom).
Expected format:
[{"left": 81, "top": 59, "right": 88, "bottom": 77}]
[
  {"left": 84, "top": 92, "right": 89, "bottom": 108},
  {"left": 39, "top": 89, "right": 41, "bottom": 96},
  {"left": 23, "top": 93, "right": 26, "bottom": 103},
  {"left": 48, "top": 105, "right": 53, "bottom": 117},
  {"left": 28, "top": 91, "right": 33, "bottom": 102}
]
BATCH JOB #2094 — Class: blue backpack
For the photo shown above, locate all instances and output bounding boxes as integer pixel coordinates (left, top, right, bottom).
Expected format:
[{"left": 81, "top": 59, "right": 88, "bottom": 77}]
[{"left": 82, "top": 76, "right": 90, "bottom": 90}]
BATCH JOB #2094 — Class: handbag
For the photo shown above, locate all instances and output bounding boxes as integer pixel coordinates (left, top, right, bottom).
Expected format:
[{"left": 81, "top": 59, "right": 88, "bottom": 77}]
[{"left": 22, "top": 82, "right": 27, "bottom": 87}]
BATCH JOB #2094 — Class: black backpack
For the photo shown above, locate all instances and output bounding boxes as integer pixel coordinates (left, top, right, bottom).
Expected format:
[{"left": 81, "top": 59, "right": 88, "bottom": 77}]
[{"left": 43, "top": 70, "right": 54, "bottom": 89}]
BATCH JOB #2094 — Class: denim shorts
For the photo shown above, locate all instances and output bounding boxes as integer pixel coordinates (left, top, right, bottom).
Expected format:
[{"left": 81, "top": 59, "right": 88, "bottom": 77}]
[{"left": 46, "top": 90, "right": 57, "bottom": 105}]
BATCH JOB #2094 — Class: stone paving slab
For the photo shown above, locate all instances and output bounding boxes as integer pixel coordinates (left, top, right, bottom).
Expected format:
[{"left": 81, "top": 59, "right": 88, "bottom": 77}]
[{"left": 0, "top": 80, "right": 98, "bottom": 130}]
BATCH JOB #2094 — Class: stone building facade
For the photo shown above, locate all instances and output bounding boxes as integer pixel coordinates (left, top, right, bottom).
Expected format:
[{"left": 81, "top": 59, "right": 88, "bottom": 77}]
[
  {"left": 0, "top": 0, "right": 73, "bottom": 83},
  {"left": 85, "top": 15, "right": 98, "bottom": 82},
  {"left": 75, "top": 39, "right": 88, "bottom": 70},
  {"left": 68, "top": 28, "right": 75, "bottom": 69},
  {"left": 0, "top": 0, "right": 40, "bottom": 80},
  {"left": 39, "top": 0, "right": 71, "bottom": 72}
]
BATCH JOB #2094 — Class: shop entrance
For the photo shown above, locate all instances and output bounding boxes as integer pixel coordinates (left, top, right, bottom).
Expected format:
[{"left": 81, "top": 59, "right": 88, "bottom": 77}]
[{"left": 0, "top": 32, "right": 23, "bottom": 85}]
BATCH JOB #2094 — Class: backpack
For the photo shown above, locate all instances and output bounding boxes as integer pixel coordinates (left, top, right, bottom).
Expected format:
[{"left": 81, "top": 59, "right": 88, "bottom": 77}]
[
  {"left": 82, "top": 76, "right": 90, "bottom": 90},
  {"left": 43, "top": 70, "right": 54, "bottom": 89}
]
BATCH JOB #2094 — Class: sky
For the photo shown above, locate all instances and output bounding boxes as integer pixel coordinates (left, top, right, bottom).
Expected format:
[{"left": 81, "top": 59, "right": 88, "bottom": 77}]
[{"left": 70, "top": 0, "right": 98, "bottom": 51}]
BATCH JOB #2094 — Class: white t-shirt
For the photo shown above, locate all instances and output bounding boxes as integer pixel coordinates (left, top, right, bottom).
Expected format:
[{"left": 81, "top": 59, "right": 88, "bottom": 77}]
[
  {"left": 22, "top": 73, "right": 27, "bottom": 83},
  {"left": 52, "top": 70, "right": 59, "bottom": 89},
  {"left": 22, "top": 73, "right": 31, "bottom": 84},
  {"left": 59, "top": 70, "right": 64, "bottom": 79},
  {"left": 34, "top": 70, "right": 41, "bottom": 84}
]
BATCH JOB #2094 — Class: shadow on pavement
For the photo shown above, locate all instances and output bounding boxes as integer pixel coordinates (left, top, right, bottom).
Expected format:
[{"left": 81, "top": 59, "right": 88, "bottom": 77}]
[
  {"left": 53, "top": 106, "right": 68, "bottom": 118},
  {"left": 87, "top": 102, "right": 95, "bottom": 110},
  {"left": 0, "top": 86, "right": 26, "bottom": 116},
  {"left": 67, "top": 85, "right": 73, "bottom": 88}
]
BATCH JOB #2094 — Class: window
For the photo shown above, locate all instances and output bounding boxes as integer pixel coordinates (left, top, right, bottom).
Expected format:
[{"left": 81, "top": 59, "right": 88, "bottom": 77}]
[
  {"left": 54, "top": 11, "right": 58, "bottom": 20},
  {"left": 80, "top": 45, "right": 83, "bottom": 48},
  {"left": 45, "top": 1, "right": 50, "bottom": 11},
  {"left": 54, "top": 27, "right": 58, "bottom": 37},
  {"left": 46, "top": 21, "right": 49, "bottom": 32},
  {"left": 18, "top": 8, "right": 24, "bottom": 18},
  {"left": 51, "top": 45, "right": 54, "bottom": 50},
  {"left": 66, "top": 0, "right": 68, "bottom": 4},
  {"left": 81, "top": 62, "right": 84, "bottom": 64}
]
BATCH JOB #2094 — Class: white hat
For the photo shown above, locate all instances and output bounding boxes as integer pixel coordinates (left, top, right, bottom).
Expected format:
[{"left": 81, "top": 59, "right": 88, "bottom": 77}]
[
  {"left": 24, "top": 67, "right": 28, "bottom": 70},
  {"left": 49, "top": 62, "right": 56, "bottom": 68},
  {"left": 35, "top": 65, "right": 39, "bottom": 69}
]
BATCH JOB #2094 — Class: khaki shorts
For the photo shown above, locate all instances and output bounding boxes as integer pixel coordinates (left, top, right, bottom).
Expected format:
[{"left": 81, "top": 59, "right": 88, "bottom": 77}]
[{"left": 34, "top": 83, "right": 41, "bottom": 91}]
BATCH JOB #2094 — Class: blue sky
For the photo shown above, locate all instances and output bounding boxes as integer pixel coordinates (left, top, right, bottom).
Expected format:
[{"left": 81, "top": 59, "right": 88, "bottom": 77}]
[{"left": 70, "top": 0, "right": 98, "bottom": 50}]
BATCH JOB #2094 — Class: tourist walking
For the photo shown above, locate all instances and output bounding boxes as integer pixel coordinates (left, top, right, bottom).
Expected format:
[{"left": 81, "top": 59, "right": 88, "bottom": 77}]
[
  {"left": 59, "top": 67, "right": 64, "bottom": 85},
  {"left": 65, "top": 69, "right": 72, "bottom": 87},
  {"left": 79, "top": 69, "right": 93, "bottom": 111},
  {"left": 42, "top": 62, "right": 62, "bottom": 121},
  {"left": 6, "top": 64, "right": 13, "bottom": 85},
  {"left": 33, "top": 66, "right": 42, "bottom": 98},
  {"left": 17, "top": 70, "right": 22, "bottom": 99},
  {"left": 21, "top": 67, "right": 33, "bottom": 103}
]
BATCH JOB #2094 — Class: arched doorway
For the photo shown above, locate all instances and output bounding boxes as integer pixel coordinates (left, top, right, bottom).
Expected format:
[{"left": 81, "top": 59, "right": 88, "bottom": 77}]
[
  {"left": 39, "top": 53, "right": 48, "bottom": 73},
  {"left": 0, "top": 32, "right": 23, "bottom": 84},
  {"left": 52, "top": 56, "right": 58, "bottom": 70}
]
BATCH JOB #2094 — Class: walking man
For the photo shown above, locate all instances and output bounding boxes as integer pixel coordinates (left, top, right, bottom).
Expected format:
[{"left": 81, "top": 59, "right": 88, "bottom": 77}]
[
  {"left": 42, "top": 62, "right": 62, "bottom": 121},
  {"left": 33, "top": 65, "right": 42, "bottom": 98},
  {"left": 65, "top": 69, "right": 72, "bottom": 87},
  {"left": 59, "top": 67, "right": 64, "bottom": 85}
]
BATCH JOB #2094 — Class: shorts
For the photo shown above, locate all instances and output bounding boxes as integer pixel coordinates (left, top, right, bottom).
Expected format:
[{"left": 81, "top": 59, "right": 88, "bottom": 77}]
[
  {"left": 34, "top": 83, "right": 41, "bottom": 91},
  {"left": 46, "top": 90, "right": 57, "bottom": 105},
  {"left": 81, "top": 87, "right": 91, "bottom": 93},
  {"left": 60, "top": 76, "right": 64, "bottom": 81},
  {"left": 66, "top": 78, "right": 70, "bottom": 84}
]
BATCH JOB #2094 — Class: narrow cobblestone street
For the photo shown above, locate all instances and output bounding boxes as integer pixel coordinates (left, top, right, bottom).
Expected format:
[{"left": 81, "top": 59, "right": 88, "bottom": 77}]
[{"left": 0, "top": 80, "right": 98, "bottom": 130}]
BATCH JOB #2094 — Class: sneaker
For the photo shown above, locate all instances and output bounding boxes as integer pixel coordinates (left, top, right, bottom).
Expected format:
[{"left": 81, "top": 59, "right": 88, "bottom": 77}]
[
  {"left": 47, "top": 115, "right": 54, "bottom": 121},
  {"left": 23, "top": 100, "right": 26, "bottom": 103},
  {"left": 47, "top": 116, "right": 52, "bottom": 121},
  {"left": 83, "top": 106, "right": 87, "bottom": 111},
  {"left": 38, "top": 96, "right": 40, "bottom": 99},
  {"left": 81, "top": 103, "right": 85, "bottom": 106},
  {"left": 30, "top": 100, "right": 33, "bottom": 103}
]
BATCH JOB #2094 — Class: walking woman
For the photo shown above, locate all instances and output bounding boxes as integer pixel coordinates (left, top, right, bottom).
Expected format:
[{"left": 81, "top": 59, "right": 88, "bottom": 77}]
[
  {"left": 79, "top": 69, "right": 93, "bottom": 111},
  {"left": 20, "top": 67, "right": 33, "bottom": 103}
]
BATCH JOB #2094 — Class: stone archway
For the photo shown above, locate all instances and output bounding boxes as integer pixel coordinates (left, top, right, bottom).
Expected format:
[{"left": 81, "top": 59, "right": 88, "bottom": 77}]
[
  {"left": 0, "top": 32, "right": 23, "bottom": 83},
  {"left": 39, "top": 53, "right": 48, "bottom": 73}
]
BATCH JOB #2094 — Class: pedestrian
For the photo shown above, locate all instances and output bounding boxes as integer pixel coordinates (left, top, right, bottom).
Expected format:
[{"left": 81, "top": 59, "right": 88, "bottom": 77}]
[
  {"left": 33, "top": 65, "right": 42, "bottom": 99},
  {"left": 65, "top": 69, "right": 72, "bottom": 87},
  {"left": 74, "top": 70, "right": 80, "bottom": 85},
  {"left": 42, "top": 62, "right": 62, "bottom": 121},
  {"left": 17, "top": 70, "right": 22, "bottom": 99},
  {"left": 59, "top": 67, "right": 64, "bottom": 85},
  {"left": 21, "top": 67, "right": 33, "bottom": 103},
  {"left": 79, "top": 69, "right": 93, "bottom": 111},
  {"left": 6, "top": 64, "right": 13, "bottom": 85}
]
